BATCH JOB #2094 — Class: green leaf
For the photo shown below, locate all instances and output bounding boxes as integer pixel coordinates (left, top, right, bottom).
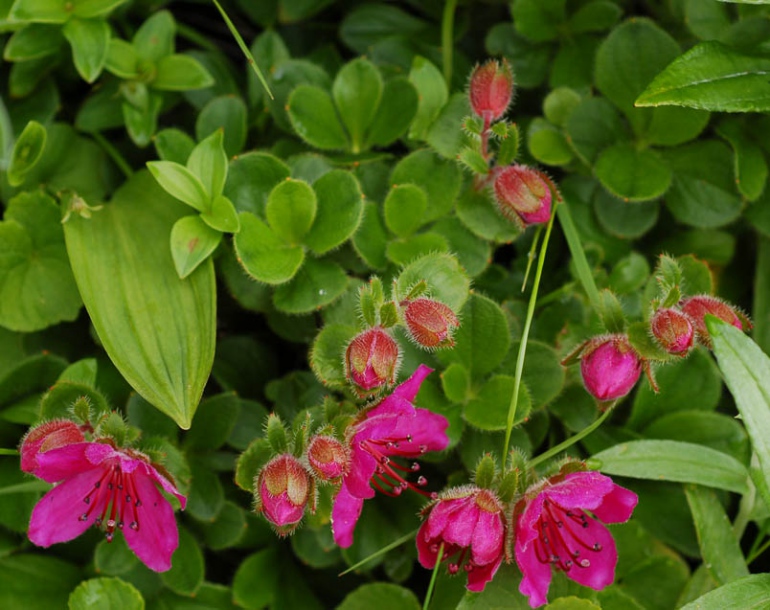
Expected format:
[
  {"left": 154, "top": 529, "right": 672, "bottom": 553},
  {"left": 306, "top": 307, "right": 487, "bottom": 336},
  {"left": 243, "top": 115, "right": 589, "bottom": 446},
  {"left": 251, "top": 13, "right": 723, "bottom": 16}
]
[
  {"left": 233, "top": 212, "right": 305, "bottom": 285},
  {"left": 333, "top": 58, "right": 383, "bottom": 153},
  {"left": 565, "top": 97, "right": 627, "bottom": 165},
  {"left": 104, "top": 38, "right": 138, "bottom": 79},
  {"left": 592, "top": 439, "right": 749, "bottom": 494},
  {"left": 232, "top": 549, "right": 279, "bottom": 609},
  {"left": 186, "top": 457, "right": 225, "bottom": 521},
  {"left": 365, "top": 77, "right": 418, "bottom": 149},
  {"left": 225, "top": 152, "right": 290, "bottom": 216},
  {"left": 511, "top": 0, "right": 566, "bottom": 42},
  {"left": 684, "top": 485, "right": 749, "bottom": 585},
  {"left": 4, "top": 24, "right": 63, "bottom": 61},
  {"left": 338, "top": 583, "right": 420, "bottom": 610},
  {"left": 200, "top": 195, "right": 239, "bottom": 234},
  {"left": 132, "top": 10, "right": 174, "bottom": 62},
  {"left": 265, "top": 178, "right": 317, "bottom": 245},
  {"left": 680, "top": 575, "right": 770, "bottom": 610},
  {"left": 153, "top": 54, "right": 214, "bottom": 91},
  {"left": 595, "top": 143, "right": 672, "bottom": 202},
  {"left": 310, "top": 323, "right": 357, "bottom": 388},
  {"left": 464, "top": 375, "right": 531, "bottom": 431},
  {"left": 426, "top": 93, "right": 471, "bottom": 159},
  {"left": 147, "top": 161, "right": 210, "bottom": 211},
  {"left": 160, "top": 527, "right": 204, "bottom": 596},
  {"left": 287, "top": 85, "right": 348, "bottom": 151},
  {"left": 593, "top": 190, "right": 659, "bottom": 239},
  {"left": 504, "top": 340, "right": 566, "bottom": 408},
  {"left": 94, "top": 536, "right": 138, "bottom": 576},
  {"left": 195, "top": 95, "right": 247, "bottom": 158},
  {"left": 62, "top": 17, "right": 109, "bottom": 83},
  {"left": 352, "top": 201, "right": 388, "bottom": 269},
  {"left": 636, "top": 41, "right": 770, "bottom": 112},
  {"left": 122, "top": 93, "right": 162, "bottom": 148},
  {"left": 0, "top": 555, "right": 82, "bottom": 610},
  {"left": 8, "top": 119, "right": 46, "bottom": 186},
  {"left": 408, "top": 56, "right": 447, "bottom": 140},
  {"left": 304, "top": 169, "right": 363, "bottom": 255},
  {"left": 73, "top": 0, "right": 127, "bottom": 19},
  {"left": 273, "top": 257, "right": 348, "bottom": 314},
  {"left": 644, "top": 106, "right": 710, "bottom": 148},
  {"left": 184, "top": 392, "right": 239, "bottom": 451},
  {"left": 391, "top": 150, "right": 462, "bottom": 222},
  {"left": 643, "top": 411, "right": 748, "bottom": 462},
  {"left": 386, "top": 232, "right": 449, "bottom": 266},
  {"left": 384, "top": 184, "right": 428, "bottom": 238},
  {"left": 396, "top": 252, "right": 470, "bottom": 312},
  {"left": 431, "top": 217, "right": 491, "bottom": 278},
  {"left": 63, "top": 171, "right": 216, "bottom": 429},
  {"left": 527, "top": 119, "right": 574, "bottom": 166},
  {"left": 0, "top": 191, "right": 82, "bottom": 331},
  {"left": 169, "top": 215, "right": 222, "bottom": 279},
  {"left": 456, "top": 188, "right": 520, "bottom": 243},
  {"left": 10, "top": 0, "right": 69, "bottom": 22},
  {"left": 187, "top": 129, "right": 227, "bottom": 201},
  {"left": 68, "top": 577, "right": 144, "bottom": 610},
  {"left": 717, "top": 118, "right": 768, "bottom": 202},
  {"left": 203, "top": 500, "right": 247, "bottom": 550}
]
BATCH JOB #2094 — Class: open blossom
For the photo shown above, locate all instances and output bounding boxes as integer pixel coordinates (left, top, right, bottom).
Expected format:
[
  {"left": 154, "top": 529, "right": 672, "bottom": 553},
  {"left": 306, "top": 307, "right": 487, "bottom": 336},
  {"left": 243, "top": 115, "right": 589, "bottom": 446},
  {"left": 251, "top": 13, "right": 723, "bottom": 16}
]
[
  {"left": 344, "top": 327, "right": 400, "bottom": 392},
  {"left": 256, "top": 453, "right": 311, "bottom": 535},
  {"left": 417, "top": 486, "right": 505, "bottom": 592},
  {"left": 579, "top": 334, "right": 641, "bottom": 402},
  {"left": 26, "top": 440, "right": 186, "bottom": 572},
  {"left": 331, "top": 364, "right": 449, "bottom": 547},
  {"left": 515, "top": 470, "right": 638, "bottom": 608}
]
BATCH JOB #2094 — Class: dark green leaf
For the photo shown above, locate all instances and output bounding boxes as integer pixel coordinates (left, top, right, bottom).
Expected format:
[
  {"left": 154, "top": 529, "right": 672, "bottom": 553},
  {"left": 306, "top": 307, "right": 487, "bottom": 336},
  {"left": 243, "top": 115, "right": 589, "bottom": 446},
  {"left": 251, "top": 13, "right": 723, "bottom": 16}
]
[
  {"left": 273, "top": 257, "right": 348, "bottom": 314},
  {"left": 595, "top": 143, "right": 672, "bottom": 202},
  {"left": 7, "top": 119, "right": 46, "bottom": 186},
  {"left": 160, "top": 528, "right": 204, "bottom": 596},
  {"left": 287, "top": 85, "right": 348, "bottom": 151},
  {"left": 68, "top": 577, "right": 144, "bottom": 610}
]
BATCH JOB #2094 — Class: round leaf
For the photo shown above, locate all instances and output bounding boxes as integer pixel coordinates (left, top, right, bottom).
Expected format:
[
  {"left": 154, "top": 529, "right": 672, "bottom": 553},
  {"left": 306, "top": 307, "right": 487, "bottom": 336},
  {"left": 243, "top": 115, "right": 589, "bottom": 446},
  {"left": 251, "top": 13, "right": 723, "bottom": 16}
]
[
  {"left": 304, "top": 169, "right": 364, "bottom": 255},
  {"left": 384, "top": 184, "right": 428, "bottom": 237},
  {"left": 595, "top": 143, "right": 672, "bottom": 202},
  {"left": 464, "top": 375, "right": 532, "bottom": 431},
  {"left": 287, "top": 84, "right": 348, "bottom": 150},
  {"left": 159, "top": 527, "right": 204, "bottom": 596},
  {"left": 364, "top": 77, "right": 418, "bottom": 149},
  {"left": 337, "top": 583, "right": 420, "bottom": 610},
  {"left": 310, "top": 323, "right": 357, "bottom": 388},
  {"left": 225, "top": 152, "right": 290, "bottom": 216},
  {"left": 200, "top": 195, "right": 240, "bottom": 233},
  {"left": 391, "top": 150, "right": 461, "bottom": 221},
  {"left": 266, "top": 179, "right": 317, "bottom": 245},
  {"left": 195, "top": 95, "right": 248, "bottom": 157},
  {"left": 233, "top": 212, "right": 305, "bottom": 285},
  {"left": 332, "top": 58, "right": 383, "bottom": 153},
  {"left": 170, "top": 215, "right": 222, "bottom": 279},
  {"left": 68, "top": 577, "right": 144, "bottom": 610},
  {"left": 273, "top": 257, "right": 349, "bottom": 314},
  {"left": 395, "top": 252, "right": 470, "bottom": 312}
]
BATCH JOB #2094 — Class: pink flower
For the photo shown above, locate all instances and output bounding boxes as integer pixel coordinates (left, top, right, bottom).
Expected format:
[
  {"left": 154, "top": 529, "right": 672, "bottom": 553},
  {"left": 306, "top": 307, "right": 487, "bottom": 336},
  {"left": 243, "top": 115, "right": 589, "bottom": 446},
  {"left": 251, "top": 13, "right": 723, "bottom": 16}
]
[
  {"left": 579, "top": 334, "right": 641, "bottom": 402},
  {"left": 331, "top": 364, "right": 449, "bottom": 547},
  {"left": 307, "top": 435, "right": 349, "bottom": 481},
  {"left": 493, "top": 165, "right": 552, "bottom": 228},
  {"left": 650, "top": 307, "right": 693, "bottom": 355},
  {"left": 345, "top": 327, "right": 401, "bottom": 392},
  {"left": 256, "top": 453, "right": 311, "bottom": 535},
  {"left": 416, "top": 486, "right": 505, "bottom": 592},
  {"left": 514, "top": 470, "right": 638, "bottom": 608},
  {"left": 680, "top": 295, "right": 751, "bottom": 346},
  {"left": 20, "top": 419, "right": 85, "bottom": 475},
  {"left": 469, "top": 59, "right": 514, "bottom": 124},
  {"left": 403, "top": 298, "right": 460, "bottom": 349},
  {"left": 27, "top": 441, "right": 186, "bottom": 572}
]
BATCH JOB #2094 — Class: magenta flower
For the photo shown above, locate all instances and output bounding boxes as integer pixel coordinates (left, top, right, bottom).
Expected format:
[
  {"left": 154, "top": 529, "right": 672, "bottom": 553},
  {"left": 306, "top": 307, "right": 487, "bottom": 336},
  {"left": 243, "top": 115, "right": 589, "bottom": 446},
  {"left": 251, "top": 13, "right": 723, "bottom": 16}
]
[
  {"left": 514, "top": 470, "right": 638, "bottom": 608},
  {"left": 417, "top": 486, "right": 505, "bottom": 592},
  {"left": 256, "top": 453, "right": 311, "bottom": 535},
  {"left": 403, "top": 298, "right": 460, "bottom": 349},
  {"left": 650, "top": 307, "right": 694, "bottom": 355},
  {"left": 306, "top": 435, "right": 349, "bottom": 481},
  {"left": 344, "top": 326, "right": 401, "bottom": 392},
  {"left": 493, "top": 165, "right": 552, "bottom": 228},
  {"left": 26, "top": 441, "right": 186, "bottom": 572},
  {"left": 579, "top": 334, "right": 642, "bottom": 402},
  {"left": 680, "top": 295, "right": 751, "bottom": 346},
  {"left": 20, "top": 419, "right": 85, "bottom": 475},
  {"left": 331, "top": 364, "right": 449, "bottom": 547}
]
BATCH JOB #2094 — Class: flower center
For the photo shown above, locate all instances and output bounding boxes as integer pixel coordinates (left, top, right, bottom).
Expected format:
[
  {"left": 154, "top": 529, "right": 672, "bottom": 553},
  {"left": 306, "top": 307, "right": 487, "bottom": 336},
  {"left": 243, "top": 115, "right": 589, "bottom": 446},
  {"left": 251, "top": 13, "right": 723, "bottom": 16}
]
[
  {"left": 359, "top": 436, "right": 436, "bottom": 499},
  {"left": 78, "top": 465, "right": 143, "bottom": 541},
  {"left": 533, "top": 499, "right": 603, "bottom": 572}
]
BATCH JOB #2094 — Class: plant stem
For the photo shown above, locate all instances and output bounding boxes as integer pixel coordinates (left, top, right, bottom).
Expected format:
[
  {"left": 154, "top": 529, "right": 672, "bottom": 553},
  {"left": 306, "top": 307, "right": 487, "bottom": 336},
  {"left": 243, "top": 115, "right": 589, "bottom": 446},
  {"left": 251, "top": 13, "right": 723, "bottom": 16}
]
[
  {"left": 521, "top": 225, "right": 543, "bottom": 293},
  {"left": 422, "top": 542, "right": 444, "bottom": 610},
  {"left": 502, "top": 211, "right": 557, "bottom": 467},
  {"left": 0, "top": 448, "right": 19, "bottom": 456},
  {"left": 528, "top": 404, "right": 615, "bottom": 470},
  {"left": 556, "top": 201, "right": 602, "bottom": 312},
  {"left": 733, "top": 476, "right": 755, "bottom": 540},
  {"left": 441, "top": 0, "right": 458, "bottom": 86},
  {"left": 92, "top": 132, "right": 133, "bottom": 179},
  {"left": 338, "top": 529, "right": 417, "bottom": 576}
]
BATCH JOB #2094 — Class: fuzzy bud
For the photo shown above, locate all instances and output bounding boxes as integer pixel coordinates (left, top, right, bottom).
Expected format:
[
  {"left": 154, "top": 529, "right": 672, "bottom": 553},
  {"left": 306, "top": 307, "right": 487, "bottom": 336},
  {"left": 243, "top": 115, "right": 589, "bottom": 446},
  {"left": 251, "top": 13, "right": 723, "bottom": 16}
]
[
  {"left": 345, "top": 327, "right": 400, "bottom": 391},
  {"left": 20, "top": 419, "right": 85, "bottom": 475},
  {"left": 306, "top": 435, "right": 349, "bottom": 481},
  {"left": 493, "top": 164, "right": 552, "bottom": 227},
  {"left": 469, "top": 59, "right": 514, "bottom": 124},
  {"left": 580, "top": 334, "right": 642, "bottom": 402},
  {"left": 256, "top": 454, "right": 311, "bottom": 535},
  {"left": 403, "top": 298, "right": 459, "bottom": 349},
  {"left": 650, "top": 307, "right": 694, "bottom": 355},
  {"left": 680, "top": 295, "right": 750, "bottom": 346}
]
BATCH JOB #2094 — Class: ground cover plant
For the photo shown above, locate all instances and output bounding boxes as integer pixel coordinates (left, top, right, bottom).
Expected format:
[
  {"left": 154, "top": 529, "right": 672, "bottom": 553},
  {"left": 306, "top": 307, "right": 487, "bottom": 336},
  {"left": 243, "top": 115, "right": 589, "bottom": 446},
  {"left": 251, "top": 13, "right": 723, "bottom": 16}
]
[{"left": 3, "top": 0, "right": 770, "bottom": 608}]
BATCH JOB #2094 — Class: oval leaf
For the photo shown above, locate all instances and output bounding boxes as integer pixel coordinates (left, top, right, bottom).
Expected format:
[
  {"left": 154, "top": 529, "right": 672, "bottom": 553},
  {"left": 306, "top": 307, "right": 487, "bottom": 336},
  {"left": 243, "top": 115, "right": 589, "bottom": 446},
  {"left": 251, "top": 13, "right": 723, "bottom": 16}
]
[
  {"left": 68, "top": 577, "right": 144, "bottom": 610},
  {"left": 233, "top": 212, "right": 305, "bottom": 285},
  {"left": 287, "top": 84, "right": 349, "bottom": 151},
  {"left": 170, "top": 215, "right": 223, "bottom": 279}
]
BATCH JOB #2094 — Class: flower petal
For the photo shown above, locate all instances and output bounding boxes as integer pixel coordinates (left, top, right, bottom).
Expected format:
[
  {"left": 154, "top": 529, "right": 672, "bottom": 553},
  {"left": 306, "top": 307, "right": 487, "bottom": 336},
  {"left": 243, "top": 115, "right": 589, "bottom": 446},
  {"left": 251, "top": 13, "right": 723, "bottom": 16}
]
[
  {"left": 591, "top": 483, "right": 638, "bottom": 524},
  {"left": 342, "top": 446, "right": 377, "bottom": 500},
  {"left": 416, "top": 520, "right": 439, "bottom": 569},
  {"left": 516, "top": 494, "right": 545, "bottom": 548},
  {"left": 515, "top": 533, "right": 552, "bottom": 608},
  {"left": 425, "top": 497, "right": 463, "bottom": 539},
  {"left": 441, "top": 499, "right": 477, "bottom": 547},
  {"left": 28, "top": 467, "right": 104, "bottom": 547},
  {"left": 123, "top": 472, "right": 180, "bottom": 573},
  {"left": 466, "top": 552, "right": 503, "bottom": 592},
  {"left": 561, "top": 518, "right": 618, "bottom": 591},
  {"left": 544, "top": 471, "right": 615, "bottom": 511},
  {"left": 394, "top": 364, "right": 433, "bottom": 402},
  {"left": 331, "top": 483, "right": 365, "bottom": 548},
  {"left": 32, "top": 443, "right": 105, "bottom": 483},
  {"left": 471, "top": 508, "right": 504, "bottom": 566}
]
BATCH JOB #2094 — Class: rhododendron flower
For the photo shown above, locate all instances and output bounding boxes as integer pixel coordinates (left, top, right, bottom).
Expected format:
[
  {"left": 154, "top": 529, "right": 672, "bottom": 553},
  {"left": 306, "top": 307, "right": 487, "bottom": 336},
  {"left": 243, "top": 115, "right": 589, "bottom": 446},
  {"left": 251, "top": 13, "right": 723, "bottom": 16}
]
[
  {"left": 27, "top": 441, "right": 186, "bottom": 572},
  {"left": 256, "top": 453, "right": 311, "bottom": 535},
  {"left": 344, "top": 327, "right": 400, "bottom": 392},
  {"left": 403, "top": 298, "right": 459, "bottom": 349},
  {"left": 417, "top": 486, "right": 505, "bottom": 592},
  {"left": 331, "top": 364, "right": 449, "bottom": 547},
  {"left": 514, "top": 470, "right": 638, "bottom": 608},
  {"left": 579, "top": 334, "right": 641, "bottom": 402}
]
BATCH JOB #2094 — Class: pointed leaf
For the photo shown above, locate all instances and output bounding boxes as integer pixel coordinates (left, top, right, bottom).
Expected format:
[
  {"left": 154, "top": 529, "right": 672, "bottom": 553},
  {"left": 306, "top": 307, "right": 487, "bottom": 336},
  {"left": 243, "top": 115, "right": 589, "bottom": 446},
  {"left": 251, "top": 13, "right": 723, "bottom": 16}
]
[
  {"left": 133, "top": 9, "right": 174, "bottom": 62},
  {"left": 200, "top": 195, "right": 239, "bottom": 233},
  {"left": 62, "top": 17, "right": 109, "bottom": 84},
  {"left": 8, "top": 120, "right": 46, "bottom": 187},
  {"left": 147, "top": 161, "right": 210, "bottom": 211},
  {"left": 680, "top": 575, "right": 770, "bottom": 610},
  {"left": 187, "top": 129, "right": 227, "bottom": 200},
  {"left": 332, "top": 58, "right": 383, "bottom": 153},
  {"left": 408, "top": 56, "right": 447, "bottom": 140},
  {"left": 153, "top": 54, "right": 214, "bottom": 91},
  {"left": 63, "top": 170, "right": 216, "bottom": 429},
  {"left": 170, "top": 215, "right": 222, "bottom": 279},
  {"left": 195, "top": 95, "right": 247, "bottom": 157},
  {"left": 104, "top": 38, "right": 138, "bottom": 79}
]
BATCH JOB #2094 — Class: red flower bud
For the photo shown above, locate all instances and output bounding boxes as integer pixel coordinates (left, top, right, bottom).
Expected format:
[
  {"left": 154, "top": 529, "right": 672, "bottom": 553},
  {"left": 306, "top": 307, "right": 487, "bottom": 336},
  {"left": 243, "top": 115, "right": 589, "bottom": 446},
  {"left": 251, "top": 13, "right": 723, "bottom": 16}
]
[
  {"left": 493, "top": 165, "right": 552, "bottom": 227},
  {"left": 256, "top": 454, "right": 311, "bottom": 535},
  {"left": 403, "top": 298, "right": 459, "bottom": 349},
  {"left": 580, "top": 334, "right": 641, "bottom": 402},
  {"left": 20, "top": 419, "right": 85, "bottom": 475},
  {"left": 469, "top": 59, "right": 514, "bottom": 124},
  {"left": 307, "top": 435, "right": 349, "bottom": 481},
  {"left": 345, "top": 327, "right": 400, "bottom": 391},
  {"left": 680, "top": 295, "right": 751, "bottom": 346},
  {"left": 650, "top": 307, "right": 694, "bottom": 355}
]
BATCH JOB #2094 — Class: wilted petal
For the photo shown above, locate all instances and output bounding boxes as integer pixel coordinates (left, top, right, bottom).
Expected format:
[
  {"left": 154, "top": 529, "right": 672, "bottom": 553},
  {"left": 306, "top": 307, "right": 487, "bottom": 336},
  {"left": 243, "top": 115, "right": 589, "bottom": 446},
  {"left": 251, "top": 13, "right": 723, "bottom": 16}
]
[{"left": 331, "top": 483, "right": 364, "bottom": 548}]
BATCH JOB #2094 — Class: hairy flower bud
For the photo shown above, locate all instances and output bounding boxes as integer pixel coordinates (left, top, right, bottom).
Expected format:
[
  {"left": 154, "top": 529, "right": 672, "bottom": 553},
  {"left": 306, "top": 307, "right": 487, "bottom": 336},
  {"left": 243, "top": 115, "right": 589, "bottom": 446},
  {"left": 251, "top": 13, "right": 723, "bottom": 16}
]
[
  {"left": 307, "top": 435, "right": 349, "bottom": 481},
  {"left": 469, "top": 59, "right": 514, "bottom": 123},
  {"left": 403, "top": 298, "right": 459, "bottom": 349},
  {"left": 650, "top": 307, "right": 694, "bottom": 355},
  {"left": 20, "top": 419, "right": 85, "bottom": 475},
  {"left": 344, "top": 327, "right": 400, "bottom": 391},
  {"left": 256, "top": 454, "right": 311, "bottom": 535},
  {"left": 580, "top": 334, "right": 641, "bottom": 402},
  {"left": 493, "top": 165, "right": 552, "bottom": 227},
  {"left": 680, "top": 295, "right": 750, "bottom": 346}
]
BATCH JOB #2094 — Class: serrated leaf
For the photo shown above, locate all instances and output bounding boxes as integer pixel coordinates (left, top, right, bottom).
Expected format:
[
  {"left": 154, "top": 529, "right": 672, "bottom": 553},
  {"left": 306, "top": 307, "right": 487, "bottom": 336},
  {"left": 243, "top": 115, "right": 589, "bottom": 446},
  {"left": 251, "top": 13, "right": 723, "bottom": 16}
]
[{"left": 63, "top": 171, "right": 216, "bottom": 429}]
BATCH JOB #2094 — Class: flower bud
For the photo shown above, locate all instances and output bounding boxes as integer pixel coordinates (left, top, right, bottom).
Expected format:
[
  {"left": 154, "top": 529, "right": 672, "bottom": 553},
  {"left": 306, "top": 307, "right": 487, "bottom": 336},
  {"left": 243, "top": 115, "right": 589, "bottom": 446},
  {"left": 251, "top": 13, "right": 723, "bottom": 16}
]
[
  {"left": 20, "top": 419, "right": 85, "bottom": 475},
  {"left": 403, "top": 298, "right": 459, "bottom": 349},
  {"left": 580, "top": 334, "right": 641, "bottom": 402},
  {"left": 307, "top": 435, "right": 349, "bottom": 481},
  {"left": 650, "top": 307, "right": 694, "bottom": 355},
  {"left": 680, "top": 295, "right": 750, "bottom": 345},
  {"left": 469, "top": 59, "right": 514, "bottom": 123},
  {"left": 345, "top": 327, "right": 400, "bottom": 391},
  {"left": 256, "top": 454, "right": 311, "bottom": 535},
  {"left": 493, "top": 164, "right": 552, "bottom": 227}
]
